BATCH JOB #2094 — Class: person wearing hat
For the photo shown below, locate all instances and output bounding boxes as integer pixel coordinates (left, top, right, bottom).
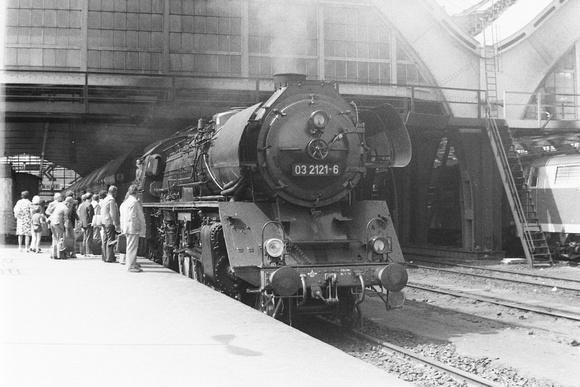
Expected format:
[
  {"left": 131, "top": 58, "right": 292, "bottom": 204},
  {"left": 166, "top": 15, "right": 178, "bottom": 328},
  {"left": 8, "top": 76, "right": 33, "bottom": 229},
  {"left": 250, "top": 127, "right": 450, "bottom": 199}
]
[
  {"left": 77, "top": 192, "right": 95, "bottom": 256},
  {"left": 48, "top": 194, "right": 66, "bottom": 259}
]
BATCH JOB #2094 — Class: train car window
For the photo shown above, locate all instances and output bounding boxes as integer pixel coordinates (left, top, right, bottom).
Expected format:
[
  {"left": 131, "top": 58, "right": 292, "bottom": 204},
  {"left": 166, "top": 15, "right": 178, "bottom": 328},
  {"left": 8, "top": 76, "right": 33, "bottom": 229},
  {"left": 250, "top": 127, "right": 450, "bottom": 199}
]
[
  {"left": 529, "top": 167, "right": 538, "bottom": 187},
  {"left": 554, "top": 165, "right": 580, "bottom": 185}
]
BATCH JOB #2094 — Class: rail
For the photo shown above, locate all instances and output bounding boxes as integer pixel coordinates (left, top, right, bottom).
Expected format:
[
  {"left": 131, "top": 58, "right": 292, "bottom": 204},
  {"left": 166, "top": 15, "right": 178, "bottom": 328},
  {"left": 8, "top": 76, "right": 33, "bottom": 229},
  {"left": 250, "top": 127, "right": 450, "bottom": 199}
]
[
  {"left": 318, "top": 317, "right": 503, "bottom": 387},
  {"left": 408, "top": 282, "right": 580, "bottom": 322}
]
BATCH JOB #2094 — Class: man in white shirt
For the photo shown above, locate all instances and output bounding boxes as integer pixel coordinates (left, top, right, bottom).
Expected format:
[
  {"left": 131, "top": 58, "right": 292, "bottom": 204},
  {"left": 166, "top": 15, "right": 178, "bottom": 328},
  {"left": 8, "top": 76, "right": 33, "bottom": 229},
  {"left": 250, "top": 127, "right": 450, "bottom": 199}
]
[
  {"left": 119, "top": 185, "right": 146, "bottom": 272},
  {"left": 101, "top": 185, "right": 120, "bottom": 263}
]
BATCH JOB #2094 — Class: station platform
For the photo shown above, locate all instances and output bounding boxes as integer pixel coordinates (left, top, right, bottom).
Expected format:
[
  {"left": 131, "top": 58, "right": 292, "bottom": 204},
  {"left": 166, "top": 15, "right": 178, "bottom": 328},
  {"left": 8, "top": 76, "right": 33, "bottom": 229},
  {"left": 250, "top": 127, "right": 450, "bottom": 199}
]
[{"left": 0, "top": 243, "right": 412, "bottom": 387}]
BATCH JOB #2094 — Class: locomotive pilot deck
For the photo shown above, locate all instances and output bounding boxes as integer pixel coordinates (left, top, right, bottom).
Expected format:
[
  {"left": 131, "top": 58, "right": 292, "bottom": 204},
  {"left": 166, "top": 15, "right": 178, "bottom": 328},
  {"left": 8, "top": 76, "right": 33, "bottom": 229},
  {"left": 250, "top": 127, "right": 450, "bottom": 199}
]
[{"left": 0, "top": 243, "right": 413, "bottom": 387}]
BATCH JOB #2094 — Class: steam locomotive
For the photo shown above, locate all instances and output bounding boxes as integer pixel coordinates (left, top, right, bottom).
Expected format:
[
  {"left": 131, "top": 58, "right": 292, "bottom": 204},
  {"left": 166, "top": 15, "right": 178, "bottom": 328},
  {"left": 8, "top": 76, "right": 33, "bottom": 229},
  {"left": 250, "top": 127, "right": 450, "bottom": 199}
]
[{"left": 135, "top": 74, "right": 412, "bottom": 327}]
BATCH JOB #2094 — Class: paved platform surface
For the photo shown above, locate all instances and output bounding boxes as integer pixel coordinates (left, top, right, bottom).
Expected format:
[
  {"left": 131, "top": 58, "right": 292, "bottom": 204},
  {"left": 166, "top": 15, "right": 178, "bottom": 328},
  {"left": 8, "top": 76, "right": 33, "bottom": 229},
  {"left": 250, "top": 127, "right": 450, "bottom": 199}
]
[{"left": 0, "top": 243, "right": 412, "bottom": 387}]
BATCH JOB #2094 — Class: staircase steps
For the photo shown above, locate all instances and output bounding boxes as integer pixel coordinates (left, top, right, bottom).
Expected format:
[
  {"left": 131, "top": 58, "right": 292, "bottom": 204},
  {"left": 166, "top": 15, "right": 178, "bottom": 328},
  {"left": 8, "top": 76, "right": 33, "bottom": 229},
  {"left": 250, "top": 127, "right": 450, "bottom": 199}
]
[{"left": 484, "top": 116, "right": 553, "bottom": 267}]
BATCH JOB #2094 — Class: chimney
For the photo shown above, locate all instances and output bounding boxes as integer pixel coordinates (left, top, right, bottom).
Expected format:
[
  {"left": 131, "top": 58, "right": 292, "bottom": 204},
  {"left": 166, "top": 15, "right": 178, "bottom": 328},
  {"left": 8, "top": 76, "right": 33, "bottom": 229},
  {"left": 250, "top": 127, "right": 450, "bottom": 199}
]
[{"left": 273, "top": 73, "right": 307, "bottom": 90}]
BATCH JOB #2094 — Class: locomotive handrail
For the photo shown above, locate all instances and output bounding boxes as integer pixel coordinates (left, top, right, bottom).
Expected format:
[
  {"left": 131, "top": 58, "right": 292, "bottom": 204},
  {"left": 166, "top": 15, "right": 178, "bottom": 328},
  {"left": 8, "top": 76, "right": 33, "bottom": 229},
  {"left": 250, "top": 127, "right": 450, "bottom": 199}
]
[
  {"left": 355, "top": 274, "right": 366, "bottom": 306},
  {"left": 202, "top": 154, "right": 224, "bottom": 191},
  {"left": 298, "top": 274, "right": 308, "bottom": 307}
]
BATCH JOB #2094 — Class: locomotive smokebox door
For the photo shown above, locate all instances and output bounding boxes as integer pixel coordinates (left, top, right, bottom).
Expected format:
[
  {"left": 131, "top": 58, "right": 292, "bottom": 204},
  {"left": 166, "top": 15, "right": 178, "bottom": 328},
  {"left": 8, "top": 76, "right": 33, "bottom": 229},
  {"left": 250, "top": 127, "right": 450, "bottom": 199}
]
[{"left": 256, "top": 86, "right": 365, "bottom": 207}]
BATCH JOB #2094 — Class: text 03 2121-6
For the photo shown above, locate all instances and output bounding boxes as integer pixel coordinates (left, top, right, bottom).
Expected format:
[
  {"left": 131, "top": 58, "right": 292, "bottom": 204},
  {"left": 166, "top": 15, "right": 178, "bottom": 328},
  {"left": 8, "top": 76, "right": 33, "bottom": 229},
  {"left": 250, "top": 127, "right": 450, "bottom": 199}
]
[{"left": 292, "top": 164, "right": 341, "bottom": 176}]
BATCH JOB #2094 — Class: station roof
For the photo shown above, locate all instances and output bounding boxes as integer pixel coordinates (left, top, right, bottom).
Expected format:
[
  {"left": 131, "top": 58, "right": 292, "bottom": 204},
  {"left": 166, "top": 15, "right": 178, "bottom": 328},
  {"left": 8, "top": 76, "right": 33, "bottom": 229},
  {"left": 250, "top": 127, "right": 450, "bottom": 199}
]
[{"left": 436, "top": 0, "right": 554, "bottom": 41}]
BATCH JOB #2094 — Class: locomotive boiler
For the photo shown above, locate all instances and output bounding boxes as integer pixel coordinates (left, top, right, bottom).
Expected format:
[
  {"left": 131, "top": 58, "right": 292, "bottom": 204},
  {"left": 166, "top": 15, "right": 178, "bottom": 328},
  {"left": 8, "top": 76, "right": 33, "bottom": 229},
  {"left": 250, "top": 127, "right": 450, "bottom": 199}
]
[{"left": 136, "top": 74, "right": 412, "bottom": 327}]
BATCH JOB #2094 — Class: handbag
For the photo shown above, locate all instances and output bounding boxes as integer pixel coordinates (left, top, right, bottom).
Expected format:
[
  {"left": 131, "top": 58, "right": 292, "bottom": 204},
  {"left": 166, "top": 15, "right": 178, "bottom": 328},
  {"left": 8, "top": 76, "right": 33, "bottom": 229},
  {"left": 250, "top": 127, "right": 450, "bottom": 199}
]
[{"left": 137, "top": 237, "right": 147, "bottom": 257}]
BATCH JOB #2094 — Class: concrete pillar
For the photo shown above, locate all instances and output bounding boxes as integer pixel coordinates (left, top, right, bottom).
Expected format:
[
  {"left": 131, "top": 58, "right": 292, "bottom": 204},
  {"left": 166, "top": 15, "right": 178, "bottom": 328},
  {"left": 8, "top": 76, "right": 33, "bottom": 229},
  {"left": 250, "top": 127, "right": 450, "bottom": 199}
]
[
  {"left": 0, "top": 164, "right": 15, "bottom": 242},
  {"left": 406, "top": 131, "right": 443, "bottom": 245},
  {"left": 454, "top": 129, "right": 503, "bottom": 252}
]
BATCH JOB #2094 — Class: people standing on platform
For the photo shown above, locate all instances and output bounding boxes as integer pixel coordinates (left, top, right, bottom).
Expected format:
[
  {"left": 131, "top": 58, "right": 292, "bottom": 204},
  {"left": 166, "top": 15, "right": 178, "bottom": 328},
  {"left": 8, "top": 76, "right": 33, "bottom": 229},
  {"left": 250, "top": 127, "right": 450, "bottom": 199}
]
[
  {"left": 91, "top": 193, "right": 99, "bottom": 211},
  {"left": 77, "top": 192, "right": 94, "bottom": 256},
  {"left": 120, "top": 185, "right": 146, "bottom": 273},
  {"left": 97, "top": 190, "right": 108, "bottom": 260},
  {"left": 118, "top": 191, "right": 130, "bottom": 265},
  {"left": 101, "top": 185, "right": 120, "bottom": 263},
  {"left": 90, "top": 193, "right": 102, "bottom": 256},
  {"left": 63, "top": 196, "right": 77, "bottom": 258},
  {"left": 30, "top": 206, "right": 47, "bottom": 254},
  {"left": 13, "top": 191, "right": 33, "bottom": 252},
  {"left": 48, "top": 194, "right": 66, "bottom": 259},
  {"left": 30, "top": 195, "right": 46, "bottom": 253},
  {"left": 45, "top": 192, "right": 61, "bottom": 218},
  {"left": 30, "top": 195, "right": 43, "bottom": 213}
]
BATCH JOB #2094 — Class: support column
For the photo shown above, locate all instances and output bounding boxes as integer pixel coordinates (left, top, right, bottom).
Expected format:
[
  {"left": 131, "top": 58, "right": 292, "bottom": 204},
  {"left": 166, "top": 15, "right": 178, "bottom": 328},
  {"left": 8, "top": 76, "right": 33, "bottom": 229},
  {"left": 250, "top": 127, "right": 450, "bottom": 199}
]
[
  {"left": 406, "top": 131, "right": 443, "bottom": 245},
  {"left": 454, "top": 128, "right": 503, "bottom": 252}
]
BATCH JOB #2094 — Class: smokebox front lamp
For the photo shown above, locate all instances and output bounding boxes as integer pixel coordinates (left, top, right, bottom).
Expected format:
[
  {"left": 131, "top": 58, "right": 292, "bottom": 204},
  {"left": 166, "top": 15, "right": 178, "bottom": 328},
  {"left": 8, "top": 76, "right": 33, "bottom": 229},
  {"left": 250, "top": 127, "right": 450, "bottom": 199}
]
[
  {"left": 369, "top": 236, "right": 391, "bottom": 254},
  {"left": 264, "top": 238, "right": 284, "bottom": 258},
  {"left": 310, "top": 110, "right": 330, "bottom": 129}
]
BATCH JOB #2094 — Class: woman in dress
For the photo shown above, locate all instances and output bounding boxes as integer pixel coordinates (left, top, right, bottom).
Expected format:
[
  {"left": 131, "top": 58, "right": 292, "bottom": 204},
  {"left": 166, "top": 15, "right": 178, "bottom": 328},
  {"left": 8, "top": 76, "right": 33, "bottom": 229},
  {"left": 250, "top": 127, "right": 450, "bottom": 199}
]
[{"left": 13, "top": 191, "right": 32, "bottom": 252}]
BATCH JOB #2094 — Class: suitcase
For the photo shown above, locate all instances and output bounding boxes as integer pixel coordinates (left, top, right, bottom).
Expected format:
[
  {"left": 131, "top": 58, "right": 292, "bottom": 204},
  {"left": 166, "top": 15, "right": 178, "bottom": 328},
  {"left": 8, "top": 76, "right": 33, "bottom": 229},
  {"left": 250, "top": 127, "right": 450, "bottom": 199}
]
[
  {"left": 115, "top": 235, "right": 146, "bottom": 256},
  {"left": 74, "top": 228, "right": 83, "bottom": 254},
  {"left": 92, "top": 228, "right": 102, "bottom": 255},
  {"left": 63, "top": 236, "right": 75, "bottom": 253},
  {"left": 116, "top": 234, "right": 127, "bottom": 254},
  {"left": 137, "top": 237, "right": 147, "bottom": 257},
  {"left": 57, "top": 236, "right": 75, "bottom": 258}
]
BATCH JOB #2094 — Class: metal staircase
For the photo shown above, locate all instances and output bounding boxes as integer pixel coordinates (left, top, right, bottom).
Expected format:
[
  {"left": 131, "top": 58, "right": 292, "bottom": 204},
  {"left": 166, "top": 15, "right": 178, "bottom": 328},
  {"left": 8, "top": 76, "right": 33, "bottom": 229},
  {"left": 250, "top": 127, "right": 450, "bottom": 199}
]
[
  {"left": 482, "top": 31, "right": 552, "bottom": 267},
  {"left": 485, "top": 116, "right": 553, "bottom": 267}
]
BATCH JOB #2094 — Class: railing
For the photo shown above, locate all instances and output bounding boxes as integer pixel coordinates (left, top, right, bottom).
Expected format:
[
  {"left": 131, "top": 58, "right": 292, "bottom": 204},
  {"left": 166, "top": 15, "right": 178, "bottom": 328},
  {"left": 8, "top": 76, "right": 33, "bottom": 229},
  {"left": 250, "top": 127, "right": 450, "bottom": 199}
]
[
  {"left": 504, "top": 90, "right": 580, "bottom": 122},
  {"left": 6, "top": 69, "right": 578, "bottom": 126},
  {"left": 1, "top": 69, "right": 486, "bottom": 118}
]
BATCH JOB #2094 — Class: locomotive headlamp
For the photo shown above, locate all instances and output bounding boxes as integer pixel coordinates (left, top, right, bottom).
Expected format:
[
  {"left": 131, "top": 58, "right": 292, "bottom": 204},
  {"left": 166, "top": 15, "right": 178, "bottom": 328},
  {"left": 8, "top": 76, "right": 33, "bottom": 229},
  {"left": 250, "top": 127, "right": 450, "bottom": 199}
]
[
  {"left": 264, "top": 238, "right": 284, "bottom": 258},
  {"left": 369, "top": 236, "right": 391, "bottom": 254},
  {"left": 310, "top": 110, "right": 330, "bottom": 129}
]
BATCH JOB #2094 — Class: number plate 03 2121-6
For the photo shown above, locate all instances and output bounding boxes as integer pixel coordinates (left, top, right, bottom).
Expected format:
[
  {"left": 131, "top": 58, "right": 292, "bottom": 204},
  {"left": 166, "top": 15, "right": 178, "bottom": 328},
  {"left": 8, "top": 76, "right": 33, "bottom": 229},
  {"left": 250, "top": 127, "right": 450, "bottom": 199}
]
[{"left": 292, "top": 164, "right": 340, "bottom": 176}]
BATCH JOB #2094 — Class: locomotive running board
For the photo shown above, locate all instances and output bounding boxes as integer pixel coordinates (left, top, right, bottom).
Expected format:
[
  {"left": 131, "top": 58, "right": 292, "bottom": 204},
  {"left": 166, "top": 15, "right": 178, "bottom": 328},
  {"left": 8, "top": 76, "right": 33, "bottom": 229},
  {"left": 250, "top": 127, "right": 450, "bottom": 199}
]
[{"left": 142, "top": 201, "right": 223, "bottom": 208}]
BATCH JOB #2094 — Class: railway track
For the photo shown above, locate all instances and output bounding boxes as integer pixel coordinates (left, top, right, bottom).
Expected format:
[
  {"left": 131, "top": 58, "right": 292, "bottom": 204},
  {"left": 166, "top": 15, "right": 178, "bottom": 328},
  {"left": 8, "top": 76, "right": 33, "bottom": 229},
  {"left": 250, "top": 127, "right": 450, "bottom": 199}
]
[
  {"left": 407, "top": 262, "right": 580, "bottom": 293},
  {"left": 410, "top": 260, "right": 580, "bottom": 288},
  {"left": 407, "top": 281, "right": 580, "bottom": 321},
  {"left": 352, "top": 328, "right": 503, "bottom": 387},
  {"left": 315, "top": 317, "right": 503, "bottom": 387}
]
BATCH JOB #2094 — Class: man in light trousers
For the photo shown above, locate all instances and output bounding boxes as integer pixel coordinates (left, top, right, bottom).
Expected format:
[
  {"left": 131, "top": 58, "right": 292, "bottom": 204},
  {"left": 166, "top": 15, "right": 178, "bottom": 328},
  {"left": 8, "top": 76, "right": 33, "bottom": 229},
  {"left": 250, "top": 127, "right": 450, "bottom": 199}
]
[{"left": 120, "top": 185, "right": 146, "bottom": 273}]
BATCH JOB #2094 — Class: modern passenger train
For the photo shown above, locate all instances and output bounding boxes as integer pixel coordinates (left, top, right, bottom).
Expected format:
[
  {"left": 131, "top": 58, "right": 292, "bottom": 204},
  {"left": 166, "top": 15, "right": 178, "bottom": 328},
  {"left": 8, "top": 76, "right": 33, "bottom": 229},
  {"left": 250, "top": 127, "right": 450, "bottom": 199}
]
[{"left": 523, "top": 153, "right": 580, "bottom": 259}]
